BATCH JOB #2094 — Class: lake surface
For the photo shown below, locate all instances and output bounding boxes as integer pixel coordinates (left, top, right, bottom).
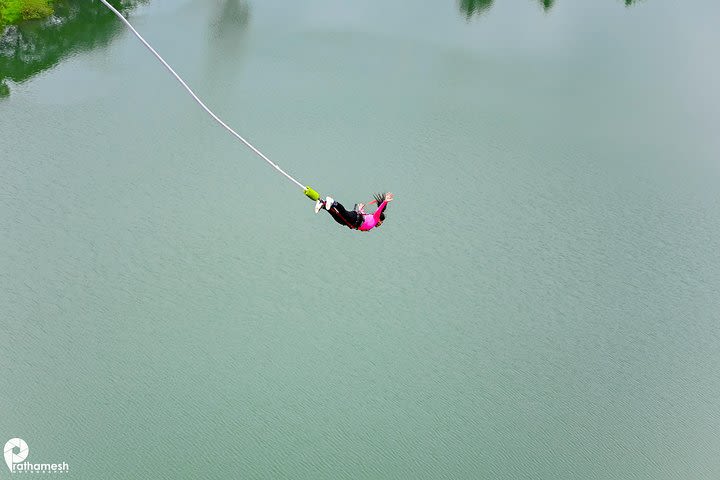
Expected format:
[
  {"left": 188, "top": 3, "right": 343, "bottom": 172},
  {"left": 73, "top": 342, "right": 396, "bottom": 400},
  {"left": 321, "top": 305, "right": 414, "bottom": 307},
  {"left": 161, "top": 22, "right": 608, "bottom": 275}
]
[{"left": 2, "top": 0, "right": 719, "bottom": 478}]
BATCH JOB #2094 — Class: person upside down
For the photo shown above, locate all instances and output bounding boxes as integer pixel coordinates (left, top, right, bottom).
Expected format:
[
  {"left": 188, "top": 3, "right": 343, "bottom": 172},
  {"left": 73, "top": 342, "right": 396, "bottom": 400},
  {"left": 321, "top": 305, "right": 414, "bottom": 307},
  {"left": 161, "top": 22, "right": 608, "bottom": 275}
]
[{"left": 314, "top": 192, "right": 394, "bottom": 231}]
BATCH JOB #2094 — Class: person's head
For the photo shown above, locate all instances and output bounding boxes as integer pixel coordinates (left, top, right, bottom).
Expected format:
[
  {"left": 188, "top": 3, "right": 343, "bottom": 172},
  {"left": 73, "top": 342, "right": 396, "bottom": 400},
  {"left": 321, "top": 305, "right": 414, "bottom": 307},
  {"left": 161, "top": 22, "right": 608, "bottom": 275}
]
[{"left": 373, "top": 192, "right": 388, "bottom": 225}]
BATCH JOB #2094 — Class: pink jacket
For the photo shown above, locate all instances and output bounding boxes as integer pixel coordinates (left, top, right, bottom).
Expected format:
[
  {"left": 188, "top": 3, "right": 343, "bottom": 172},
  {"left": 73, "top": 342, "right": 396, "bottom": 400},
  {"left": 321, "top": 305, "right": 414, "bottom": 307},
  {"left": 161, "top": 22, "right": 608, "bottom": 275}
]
[{"left": 358, "top": 201, "right": 388, "bottom": 231}]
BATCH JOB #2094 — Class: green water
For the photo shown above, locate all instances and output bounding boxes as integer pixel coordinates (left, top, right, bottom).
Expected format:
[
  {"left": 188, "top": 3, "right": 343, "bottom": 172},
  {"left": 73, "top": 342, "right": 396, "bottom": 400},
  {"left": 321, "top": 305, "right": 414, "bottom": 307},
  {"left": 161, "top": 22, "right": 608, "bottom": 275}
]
[{"left": 2, "top": 0, "right": 719, "bottom": 478}]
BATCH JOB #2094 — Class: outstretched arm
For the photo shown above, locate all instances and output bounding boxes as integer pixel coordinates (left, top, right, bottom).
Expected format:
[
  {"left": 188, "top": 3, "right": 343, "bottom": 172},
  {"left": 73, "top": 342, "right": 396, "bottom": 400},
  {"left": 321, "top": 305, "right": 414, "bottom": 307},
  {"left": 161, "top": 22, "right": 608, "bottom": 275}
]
[
  {"left": 368, "top": 192, "right": 394, "bottom": 206},
  {"left": 373, "top": 201, "right": 388, "bottom": 222},
  {"left": 368, "top": 192, "right": 394, "bottom": 205},
  {"left": 372, "top": 193, "right": 393, "bottom": 221}
]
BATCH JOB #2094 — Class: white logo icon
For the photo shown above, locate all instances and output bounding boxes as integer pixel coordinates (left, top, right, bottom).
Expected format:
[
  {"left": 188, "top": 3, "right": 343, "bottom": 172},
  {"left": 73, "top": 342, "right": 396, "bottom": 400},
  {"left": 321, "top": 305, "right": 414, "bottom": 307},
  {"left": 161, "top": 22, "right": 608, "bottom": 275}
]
[
  {"left": 4, "top": 438, "right": 29, "bottom": 472},
  {"left": 2, "top": 438, "right": 69, "bottom": 474}
]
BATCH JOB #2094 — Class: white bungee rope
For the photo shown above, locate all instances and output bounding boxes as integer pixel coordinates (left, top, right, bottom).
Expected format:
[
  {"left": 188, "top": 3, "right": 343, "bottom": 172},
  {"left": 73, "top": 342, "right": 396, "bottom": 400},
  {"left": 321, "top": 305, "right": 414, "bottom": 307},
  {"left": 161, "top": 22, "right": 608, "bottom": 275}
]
[{"left": 99, "top": 0, "right": 312, "bottom": 194}]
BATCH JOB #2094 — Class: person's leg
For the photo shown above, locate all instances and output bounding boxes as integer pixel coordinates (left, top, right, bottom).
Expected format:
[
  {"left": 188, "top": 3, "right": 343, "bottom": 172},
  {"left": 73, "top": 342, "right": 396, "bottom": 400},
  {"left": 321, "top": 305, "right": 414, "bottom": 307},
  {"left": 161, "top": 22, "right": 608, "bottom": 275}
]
[{"left": 327, "top": 201, "right": 359, "bottom": 227}]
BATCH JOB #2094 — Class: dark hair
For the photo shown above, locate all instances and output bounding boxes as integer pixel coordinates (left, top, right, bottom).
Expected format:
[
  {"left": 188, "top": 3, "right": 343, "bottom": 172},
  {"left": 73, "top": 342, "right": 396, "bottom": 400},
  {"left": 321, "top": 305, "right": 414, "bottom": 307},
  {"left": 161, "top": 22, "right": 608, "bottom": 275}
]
[{"left": 373, "top": 192, "right": 388, "bottom": 222}]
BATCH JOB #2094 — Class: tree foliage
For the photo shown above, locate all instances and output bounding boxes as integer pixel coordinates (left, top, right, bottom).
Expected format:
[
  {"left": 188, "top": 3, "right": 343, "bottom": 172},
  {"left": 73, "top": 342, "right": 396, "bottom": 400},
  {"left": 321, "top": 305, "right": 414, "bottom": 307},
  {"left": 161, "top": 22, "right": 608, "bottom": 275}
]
[
  {"left": 0, "top": 0, "right": 53, "bottom": 26},
  {"left": 0, "top": 0, "right": 146, "bottom": 95}
]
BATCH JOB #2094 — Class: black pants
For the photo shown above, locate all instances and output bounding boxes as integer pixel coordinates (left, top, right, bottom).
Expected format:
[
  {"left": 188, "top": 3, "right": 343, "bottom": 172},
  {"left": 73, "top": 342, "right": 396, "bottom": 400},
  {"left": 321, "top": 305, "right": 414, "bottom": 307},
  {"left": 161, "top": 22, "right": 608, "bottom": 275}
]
[{"left": 327, "top": 201, "right": 362, "bottom": 229}]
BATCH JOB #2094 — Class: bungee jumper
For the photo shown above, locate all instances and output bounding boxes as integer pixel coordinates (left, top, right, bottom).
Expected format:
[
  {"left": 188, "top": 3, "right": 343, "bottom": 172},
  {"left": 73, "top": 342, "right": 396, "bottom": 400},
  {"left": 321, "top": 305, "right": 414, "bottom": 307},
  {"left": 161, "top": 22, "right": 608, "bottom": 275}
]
[
  {"left": 313, "top": 192, "right": 393, "bottom": 231},
  {"left": 99, "top": 0, "right": 395, "bottom": 233}
]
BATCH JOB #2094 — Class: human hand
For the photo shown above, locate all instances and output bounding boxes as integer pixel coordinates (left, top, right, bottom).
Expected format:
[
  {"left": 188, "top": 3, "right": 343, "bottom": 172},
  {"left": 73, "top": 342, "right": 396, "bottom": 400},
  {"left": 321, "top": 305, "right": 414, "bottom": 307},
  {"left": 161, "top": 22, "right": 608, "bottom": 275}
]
[{"left": 386, "top": 192, "right": 394, "bottom": 202}]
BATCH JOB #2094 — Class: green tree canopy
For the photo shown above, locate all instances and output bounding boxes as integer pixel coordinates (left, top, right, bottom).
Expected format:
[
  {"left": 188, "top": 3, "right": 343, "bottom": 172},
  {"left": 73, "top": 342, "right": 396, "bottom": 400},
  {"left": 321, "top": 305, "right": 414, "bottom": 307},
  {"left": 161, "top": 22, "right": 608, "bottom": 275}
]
[{"left": 0, "top": 0, "right": 145, "bottom": 95}]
